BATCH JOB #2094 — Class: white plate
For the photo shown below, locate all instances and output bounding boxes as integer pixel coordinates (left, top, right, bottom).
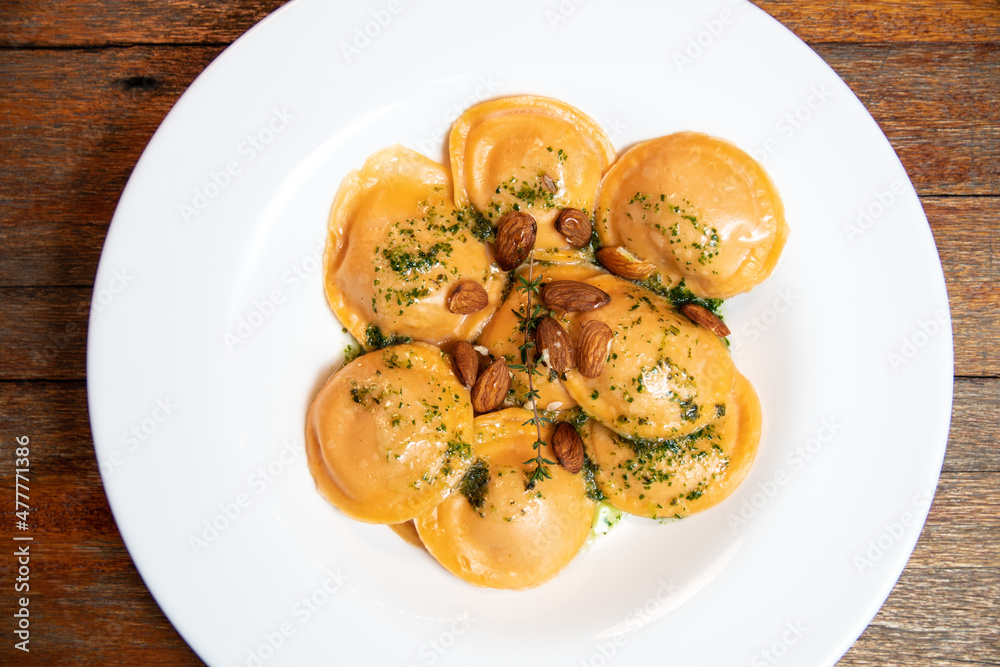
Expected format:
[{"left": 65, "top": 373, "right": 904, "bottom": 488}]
[{"left": 87, "top": 1, "right": 953, "bottom": 665}]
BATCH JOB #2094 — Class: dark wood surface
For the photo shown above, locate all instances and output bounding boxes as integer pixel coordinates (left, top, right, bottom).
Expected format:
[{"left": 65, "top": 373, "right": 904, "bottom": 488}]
[{"left": 1, "top": 1, "right": 997, "bottom": 664}]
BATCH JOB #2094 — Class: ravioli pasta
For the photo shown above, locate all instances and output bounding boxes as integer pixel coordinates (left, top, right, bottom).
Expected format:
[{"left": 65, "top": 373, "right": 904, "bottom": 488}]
[{"left": 306, "top": 95, "right": 787, "bottom": 588}]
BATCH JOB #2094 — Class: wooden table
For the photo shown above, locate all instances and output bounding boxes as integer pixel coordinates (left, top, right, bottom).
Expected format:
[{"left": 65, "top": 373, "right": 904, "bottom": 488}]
[{"left": 1, "top": 1, "right": 997, "bottom": 664}]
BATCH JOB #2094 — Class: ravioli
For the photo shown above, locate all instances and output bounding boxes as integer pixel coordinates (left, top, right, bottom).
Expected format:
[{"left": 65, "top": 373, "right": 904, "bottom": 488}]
[
  {"left": 450, "top": 96, "right": 616, "bottom": 250},
  {"left": 583, "top": 373, "right": 761, "bottom": 519},
  {"left": 560, "top": 274, "right": 735, "bottom": 441},
  {"left": 306, "top": 343, "right": 474, "bottom": 524},
  {"left": 476, "top": 255, "right": 604, "bottom": 411},
  {"left": 324, "top": 145, "right": 506, "bottom": 348},
  {"left": 415, "top": 409, "right": 596, "bottom": 589},
  {"left": 595, "top": 132, "right": 788, "bottom": 299}
]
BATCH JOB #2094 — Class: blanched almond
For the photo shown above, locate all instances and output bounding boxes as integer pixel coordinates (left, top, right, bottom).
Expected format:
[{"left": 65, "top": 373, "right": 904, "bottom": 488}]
[{"left": 576, "top": 320, "right": 613, "bottom": 378}]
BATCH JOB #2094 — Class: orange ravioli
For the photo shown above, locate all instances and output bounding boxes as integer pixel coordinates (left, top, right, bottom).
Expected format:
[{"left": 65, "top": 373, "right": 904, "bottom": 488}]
[
  {"left": 415, "top": 409, "right": 596, "bottom": 589},
  {"left": 476, "top": 255, "right": 605, "bottom": 411},
  {"left": 584, "top": 373, "right": 762, "bottom": 519},
  {"left": 595, "top": 132, "right": 788, "bottom": 299},
  {"left": 324, "top": 145, "right": 506, "bottom": 348},
  {"left": 450, "top": 96, "right": 616, "bottom": 250},
  {"left": 306, "top": 343, "right": 474, "bottom": 524},
  {"left": 561, "top": 274, "right": 736, "bottom": 441}
]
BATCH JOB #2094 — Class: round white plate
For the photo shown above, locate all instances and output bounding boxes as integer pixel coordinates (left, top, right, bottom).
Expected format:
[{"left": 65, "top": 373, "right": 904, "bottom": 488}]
[{"left": 87, "top": 1, "right": 953, "bottom": 665}]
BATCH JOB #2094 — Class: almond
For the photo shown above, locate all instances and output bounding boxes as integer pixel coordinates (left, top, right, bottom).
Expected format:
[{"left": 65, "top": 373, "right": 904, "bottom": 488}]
[
  {"left": 680, "top": 303, "right": 731, "bottom": 337},
  {"left": 576, "top": 320, "right": 613, "bottom": 378},
  {"left": 448, "top": 281, "right": 489, "bottom": 314},
  {"left": 555, "top": 208, "right": 592, "bottom": 248},
  {"left": 534, "top": 316, "right": 574, "bottom": 373},
  {"left": 451, "top": 341, "right": 480, "bottom": 388},
  {"left": 471, "top": 357, "right": 511, "bottom": 414},
  {"left": 552, "top": 422, "right": 584, "bottom": 474},
  {"left": 540, "top": 280, "right": 611, "bottom": 312},
  {"left": 596, "top": 246, "right": 656, "bottom": 280},
  {"left": 494, "top": 211, "right": 537, "bottom": 270}
]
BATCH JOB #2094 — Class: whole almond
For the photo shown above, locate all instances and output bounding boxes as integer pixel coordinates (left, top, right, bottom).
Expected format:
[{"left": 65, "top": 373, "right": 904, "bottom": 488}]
[
  {"left": 540, "top": 280, "right": 611, "bottom": 312},
  {"left": 451, "top": 341, "right": 480, "bottom": 388},
  {"left": 534, "top": 316, "right": 574, "bottom": 373},
  {"left": 448, "top": 281, "right": 489, "bottom": 314},
  {"left": 596, "top": 246, "right": 656, "bottom": 281},
  {"left": 494, "top": 211, "right": 537, "bottom": 270},
  {"left": 551, "top": 422, "right": 584, "bottom": 474},
  {"left": 576, "top": 320, "right": 613, "bottom": 378},
  {"left": 680, "top": 303, "right": 731, "bottom": 337},
  {"left": 471, "top": 357, "right": 511, "bottom": 414},
  {"left": 555, "top": 208, "right": 592, "bottom": 248}
]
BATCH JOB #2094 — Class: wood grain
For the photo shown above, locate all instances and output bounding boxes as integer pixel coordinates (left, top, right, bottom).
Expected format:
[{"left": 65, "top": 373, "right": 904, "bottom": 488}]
[
  {"left": 1, "top": 379, "right": 996, "bottom": 665},
  {"left": 0, "top": 1, "right": 997, "bottom": 665},
  {"left": 0, "top": 0, "right": 287, "bottom": 47},
  {"left": 756, "top": 0, "right": 1000, "bottom": 44},
  {"left": 925, "top": 198, "right": 1000, "bottom": 378},
  {"left": 818, "top": 44, "right": 1000, "bottom": 196},
  {"left": 2, "top": 1, "right": 998, "bottom": 46},
  {"left": 0, "top": 47, "right": 222, "bottom": 230}
]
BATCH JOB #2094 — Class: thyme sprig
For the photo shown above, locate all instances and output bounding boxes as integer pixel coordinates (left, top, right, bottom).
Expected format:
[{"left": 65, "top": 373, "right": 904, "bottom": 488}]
[{"left": 507, "top": 252, "right": 557, "bottom": 489}]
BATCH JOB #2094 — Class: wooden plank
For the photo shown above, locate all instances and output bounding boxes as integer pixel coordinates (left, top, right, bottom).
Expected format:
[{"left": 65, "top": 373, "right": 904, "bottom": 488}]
[
  {"left": 911, "top": 473, "right": 1000, "bottom": 568},
  {"left": 0, "top": 47, "right": 996, "bottom": 241},
  {"left": 943, "top": 379, "right": 1000, "bottom": 474},
  {"left": 0, "top": 380, "right": 996, "bottom": 663},
  {"left": 1, "top": 1, "right": 997, "bottom": 47},
  {"left": 0, "top": 47, "right": 222, "bottom": 228},
  {"left": 839, "top": 567, "right": 1000, "bottom": 666},
  {"left": 0, "top": 222, "right": 107, "bottom": 287},
  {"left": 757, "top": 0, "right": 1000, "bottom": 45},
  {"left": 0, "top": 288, "right": 89, "bottom": 381},
  {"left": 0, "top": 0, "right": 287, "bottom": 47},
  {"left": 817, "top": 44, "right": 1000, "bottom": 196},
  {"left": 925, "top": 197, "right": 1000, "bottom": 378},
  {"left": 0, "top": 383, "right": 201, "bottom": 664}
]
